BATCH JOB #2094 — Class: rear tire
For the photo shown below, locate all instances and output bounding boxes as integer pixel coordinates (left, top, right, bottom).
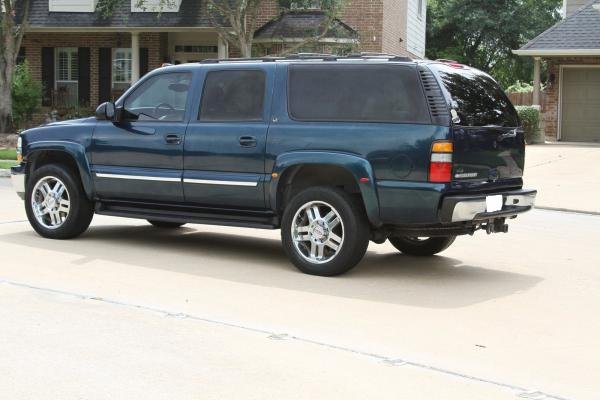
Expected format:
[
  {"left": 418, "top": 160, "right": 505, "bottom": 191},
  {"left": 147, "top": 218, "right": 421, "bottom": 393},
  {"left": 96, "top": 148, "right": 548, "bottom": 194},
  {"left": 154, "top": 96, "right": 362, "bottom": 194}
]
[
  {"left": 25, "top": 164, "right": 94, "bottom": 239},
  {"left": 147, "top": 220, "right": 185, "bottom": 229},
  {"left": 281, "top": 186, "right": 370, "bottom": 276},
  {"left": 388, "top": 236, "right": 456, "bottom": 256}
]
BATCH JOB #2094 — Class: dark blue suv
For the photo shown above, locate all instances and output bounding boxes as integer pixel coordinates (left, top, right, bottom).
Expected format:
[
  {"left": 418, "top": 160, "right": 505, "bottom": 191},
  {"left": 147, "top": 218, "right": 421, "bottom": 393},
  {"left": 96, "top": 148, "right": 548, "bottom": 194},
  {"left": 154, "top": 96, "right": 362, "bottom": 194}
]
[{"left": 11, "top": 54, "right": 536, "bottom": 276}]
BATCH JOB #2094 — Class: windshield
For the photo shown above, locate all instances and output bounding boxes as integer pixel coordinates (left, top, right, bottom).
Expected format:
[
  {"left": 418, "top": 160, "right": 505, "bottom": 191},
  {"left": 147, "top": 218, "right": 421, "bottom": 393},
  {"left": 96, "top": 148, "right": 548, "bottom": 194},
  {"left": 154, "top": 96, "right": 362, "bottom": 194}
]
[{"left": 428, "top": 64, "right": 519, "bottom": 128}]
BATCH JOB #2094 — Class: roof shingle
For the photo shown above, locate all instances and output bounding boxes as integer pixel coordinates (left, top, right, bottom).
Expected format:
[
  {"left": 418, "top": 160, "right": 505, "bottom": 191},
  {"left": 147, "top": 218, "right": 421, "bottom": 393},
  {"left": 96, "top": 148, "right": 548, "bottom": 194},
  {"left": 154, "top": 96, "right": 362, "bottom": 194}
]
[
  {"left": 518, "top": 0, "right": 600, "bottom": 51},
  {"left": 253, "top": 11, "right": 357, "bottom": 40},
  {"left": 25, "top": 0, "right": 211, "bottom": 29}
]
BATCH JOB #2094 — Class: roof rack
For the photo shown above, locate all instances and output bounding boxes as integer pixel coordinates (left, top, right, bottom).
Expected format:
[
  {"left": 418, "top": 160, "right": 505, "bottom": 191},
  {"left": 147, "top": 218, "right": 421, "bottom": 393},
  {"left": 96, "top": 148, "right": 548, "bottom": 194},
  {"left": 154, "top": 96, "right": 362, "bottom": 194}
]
[
  {"left": 199, "top": 53, "right": 413, "bottom": 64},
  {"left": 200, "top": 56, "right": 284, "bottom": 63}
]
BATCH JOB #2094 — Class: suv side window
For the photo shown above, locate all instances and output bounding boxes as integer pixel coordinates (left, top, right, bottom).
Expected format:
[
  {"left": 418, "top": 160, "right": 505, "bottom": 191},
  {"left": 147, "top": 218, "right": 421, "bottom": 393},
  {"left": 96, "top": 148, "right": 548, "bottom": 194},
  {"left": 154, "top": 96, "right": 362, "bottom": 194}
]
[
  {"left": 288, "top": 64, "right": 431, "bottom": 124},
  {"left": 124, "top": 72, "right": 192, "bottom": 122},
  {"left": 199, "top": 70, "right": 266, "bottom": 122}
]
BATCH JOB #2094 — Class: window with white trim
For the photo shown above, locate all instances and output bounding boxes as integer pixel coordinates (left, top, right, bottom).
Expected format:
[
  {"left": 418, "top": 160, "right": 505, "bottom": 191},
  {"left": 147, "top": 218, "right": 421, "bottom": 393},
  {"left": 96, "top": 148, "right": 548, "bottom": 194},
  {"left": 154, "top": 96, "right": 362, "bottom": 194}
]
[
  {"left": 112, "top": 48, "right": 132, "bottom": 90},
  {"left": 55, "top": 47, "right": 79, "bottom": 106}
]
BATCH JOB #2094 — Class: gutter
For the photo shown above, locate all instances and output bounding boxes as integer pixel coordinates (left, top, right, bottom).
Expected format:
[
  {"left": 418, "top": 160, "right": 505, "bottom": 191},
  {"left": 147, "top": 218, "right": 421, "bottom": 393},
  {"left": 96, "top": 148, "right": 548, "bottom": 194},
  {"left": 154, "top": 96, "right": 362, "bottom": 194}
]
[{"left": 513, "top": 49, "right": 600, "bottom": 56}]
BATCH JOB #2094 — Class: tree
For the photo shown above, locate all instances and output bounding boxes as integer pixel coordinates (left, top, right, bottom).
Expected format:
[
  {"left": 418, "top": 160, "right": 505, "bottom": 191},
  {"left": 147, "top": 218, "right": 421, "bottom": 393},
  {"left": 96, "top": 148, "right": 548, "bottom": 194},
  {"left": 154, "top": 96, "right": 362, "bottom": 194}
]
[
  {"left": 0, "top": 0, "right": 30, "bottom": 133},
  {"left": 426, "top": 0, "right": 562, "bottom": 87},
  {"left": 207, "top": 0, "right": 345, "bottom": 58}
]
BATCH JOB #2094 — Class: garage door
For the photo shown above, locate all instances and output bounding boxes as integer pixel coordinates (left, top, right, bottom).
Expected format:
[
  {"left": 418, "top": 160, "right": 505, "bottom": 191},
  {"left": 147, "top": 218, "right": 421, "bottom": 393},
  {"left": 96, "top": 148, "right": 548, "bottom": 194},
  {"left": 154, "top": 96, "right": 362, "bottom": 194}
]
[{"left": 561, "top": 68, "right": 600, "bottom": 142}]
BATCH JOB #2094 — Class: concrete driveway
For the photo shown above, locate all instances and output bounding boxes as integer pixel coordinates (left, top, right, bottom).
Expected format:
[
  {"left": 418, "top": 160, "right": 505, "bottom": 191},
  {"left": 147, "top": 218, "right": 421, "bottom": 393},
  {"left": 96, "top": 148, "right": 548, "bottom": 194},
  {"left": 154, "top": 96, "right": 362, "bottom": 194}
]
[
  {"left": 524, "top": 144, "right": 600, "bottom": 214},
  {"left": 1, "top": 178, "right": 599, "bottom": 400}
]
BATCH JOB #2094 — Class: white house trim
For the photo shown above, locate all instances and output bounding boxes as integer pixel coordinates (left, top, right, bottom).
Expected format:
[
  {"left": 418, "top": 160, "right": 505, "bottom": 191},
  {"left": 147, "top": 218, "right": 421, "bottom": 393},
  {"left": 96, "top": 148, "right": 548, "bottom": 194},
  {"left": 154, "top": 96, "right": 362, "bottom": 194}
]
[
  {"left": 49, "top": 0, "right": 98, "bottom": 12},
  {"left": 513, "top": 49, "right": 600, "bottom": 56}
]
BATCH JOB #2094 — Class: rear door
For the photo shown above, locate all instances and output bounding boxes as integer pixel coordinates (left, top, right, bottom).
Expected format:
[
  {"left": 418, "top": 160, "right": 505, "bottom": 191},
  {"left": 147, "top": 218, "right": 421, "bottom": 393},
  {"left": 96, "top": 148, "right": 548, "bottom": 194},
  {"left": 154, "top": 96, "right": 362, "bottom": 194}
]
[
  {"left": 183, "top": 65, "right": 274, "bottom": 209},
  {"left": 428, "top": 64, "right": 524, "bottom": 187}
]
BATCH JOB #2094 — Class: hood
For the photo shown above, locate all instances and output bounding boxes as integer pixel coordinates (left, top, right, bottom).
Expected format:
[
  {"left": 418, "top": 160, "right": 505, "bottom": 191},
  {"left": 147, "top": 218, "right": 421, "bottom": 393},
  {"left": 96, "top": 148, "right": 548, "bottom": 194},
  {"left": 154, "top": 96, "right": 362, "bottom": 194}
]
[{"left": 44, "top": 117, "right": 97, "bottom": 127}]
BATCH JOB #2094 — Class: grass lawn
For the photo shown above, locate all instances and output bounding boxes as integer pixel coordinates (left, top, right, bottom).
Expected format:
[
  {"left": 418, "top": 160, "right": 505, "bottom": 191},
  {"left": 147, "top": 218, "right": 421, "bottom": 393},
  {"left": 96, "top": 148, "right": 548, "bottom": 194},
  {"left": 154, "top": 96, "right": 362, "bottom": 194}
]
[
  {"left": 0, "top": 148, "right": 17, "bottom": 160},
  {"left": 0, "top": 160, "right": 18, "bottom": 169}
]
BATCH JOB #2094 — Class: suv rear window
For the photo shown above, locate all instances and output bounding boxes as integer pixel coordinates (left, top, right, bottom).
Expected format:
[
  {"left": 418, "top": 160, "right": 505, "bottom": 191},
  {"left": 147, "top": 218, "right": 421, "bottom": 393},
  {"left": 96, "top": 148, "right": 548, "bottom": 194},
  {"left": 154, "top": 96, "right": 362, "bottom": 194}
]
[
  {"left": 429, "top": 64, "right": 519, "bottom": 127},
  {"left": 288, "top": 64, "right": 431, "bottom": 124}
]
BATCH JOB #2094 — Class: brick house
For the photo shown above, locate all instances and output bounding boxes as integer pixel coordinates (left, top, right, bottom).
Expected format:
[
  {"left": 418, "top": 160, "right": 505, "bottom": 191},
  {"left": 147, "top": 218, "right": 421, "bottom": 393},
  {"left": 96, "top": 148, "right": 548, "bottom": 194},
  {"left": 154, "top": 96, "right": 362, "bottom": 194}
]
[
  {"left": 514, "top": 0, "right": 600, "bottom": 142},
  {"left": 19, "top": 0, "right": 428, "bottom": 111}
]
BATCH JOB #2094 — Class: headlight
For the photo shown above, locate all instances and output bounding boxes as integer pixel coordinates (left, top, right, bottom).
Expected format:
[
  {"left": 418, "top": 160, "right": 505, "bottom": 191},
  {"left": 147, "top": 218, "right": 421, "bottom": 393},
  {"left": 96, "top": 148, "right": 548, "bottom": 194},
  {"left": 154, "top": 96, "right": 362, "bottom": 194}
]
[{"left": 16, "top": 136, "right": 23, "bottom": 162}]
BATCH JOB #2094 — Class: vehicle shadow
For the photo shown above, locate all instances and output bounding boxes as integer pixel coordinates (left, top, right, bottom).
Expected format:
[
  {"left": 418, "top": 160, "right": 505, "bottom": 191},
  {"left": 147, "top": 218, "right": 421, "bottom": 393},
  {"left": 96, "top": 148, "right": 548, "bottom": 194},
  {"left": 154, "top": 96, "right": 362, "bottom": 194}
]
[{"left": 0, "top": 222, "right": 542, "bottom": 308}]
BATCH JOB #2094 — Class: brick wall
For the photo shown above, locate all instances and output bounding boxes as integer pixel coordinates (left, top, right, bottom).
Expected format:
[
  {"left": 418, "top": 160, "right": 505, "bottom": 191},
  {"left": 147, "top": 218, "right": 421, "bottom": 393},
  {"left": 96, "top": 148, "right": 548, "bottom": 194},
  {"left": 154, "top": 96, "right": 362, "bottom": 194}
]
[
  {"left": 22, "top": 32, "right": 162, "bottom": 108},
  {"left": 381, "top": 0, "right": 408, "bottom": 56},
  {"left": 542, "top": 56, "right": 600, "bottom": 140},
  {"left": 342, "top": 0, "right": 385, "bottom": 52}
]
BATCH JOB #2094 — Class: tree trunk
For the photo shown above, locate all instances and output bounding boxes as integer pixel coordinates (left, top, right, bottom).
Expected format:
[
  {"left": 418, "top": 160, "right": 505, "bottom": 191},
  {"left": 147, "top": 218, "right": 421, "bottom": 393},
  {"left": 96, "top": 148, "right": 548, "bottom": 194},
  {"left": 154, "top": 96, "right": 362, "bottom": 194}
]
[
  {"left": 240, "top": 41, "right": 252, "bottom": 58},
  {"left": 0, "top": 74, "right": 13, "bottom": 134}
]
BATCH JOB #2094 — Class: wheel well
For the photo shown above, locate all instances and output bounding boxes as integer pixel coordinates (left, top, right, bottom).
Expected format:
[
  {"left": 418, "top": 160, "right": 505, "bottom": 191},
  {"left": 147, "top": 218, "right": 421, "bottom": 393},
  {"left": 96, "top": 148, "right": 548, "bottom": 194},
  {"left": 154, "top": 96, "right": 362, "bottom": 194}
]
[
  {"left": 277, "top": 164, "right": 362, "bottom": 213},
  {"left": 28, "top": 150, "right": 80, "bottom": 180}
]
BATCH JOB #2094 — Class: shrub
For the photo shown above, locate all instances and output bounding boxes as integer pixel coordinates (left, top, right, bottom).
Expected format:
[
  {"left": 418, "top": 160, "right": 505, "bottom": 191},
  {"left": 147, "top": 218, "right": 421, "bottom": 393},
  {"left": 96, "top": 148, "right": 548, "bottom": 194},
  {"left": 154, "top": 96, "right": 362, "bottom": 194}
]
[
  {"left": 62, "top": 106, "right": 94, "bottom": 121},
  {"left": 506, "top": 81, "right": 533, "bottom": 93},
  {"left": 11, "top": 61, "right": 42, "bottom": 129},
  {"left": 515, "top": 105, "right": 541, "bottom": 144}
]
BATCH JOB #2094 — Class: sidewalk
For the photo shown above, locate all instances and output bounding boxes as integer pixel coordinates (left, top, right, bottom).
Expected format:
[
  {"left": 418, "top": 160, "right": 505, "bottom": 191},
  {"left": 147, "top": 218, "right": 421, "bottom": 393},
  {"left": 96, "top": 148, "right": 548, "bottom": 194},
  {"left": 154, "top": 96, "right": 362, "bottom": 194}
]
[{"left": 524, "top": 143, "right": 600, "bottom": 214}]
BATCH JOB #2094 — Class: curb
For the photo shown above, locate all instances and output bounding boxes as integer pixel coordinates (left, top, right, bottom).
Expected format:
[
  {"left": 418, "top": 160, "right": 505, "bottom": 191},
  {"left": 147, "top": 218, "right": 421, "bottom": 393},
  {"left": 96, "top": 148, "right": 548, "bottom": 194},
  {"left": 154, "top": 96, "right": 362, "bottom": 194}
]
[
  {"left": 534, "top": 206, "right": 600, "bottom": 217},
  {"left": 0, "top": 169, "right": 10, "bottom": 178}
]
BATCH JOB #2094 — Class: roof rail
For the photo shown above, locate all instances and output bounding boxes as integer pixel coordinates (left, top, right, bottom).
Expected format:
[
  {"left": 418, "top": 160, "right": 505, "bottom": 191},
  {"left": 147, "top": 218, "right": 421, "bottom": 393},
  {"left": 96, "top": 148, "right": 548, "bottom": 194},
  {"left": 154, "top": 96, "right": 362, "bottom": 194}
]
[
  {"left": 347, "top": 52, "right": 412, "bottom": 62},
  {"left": 200, "top": 56, "right": 284, "bottom": 64},
  {"left": 199, "top": 53, "right": 413, "bottom": 64}
]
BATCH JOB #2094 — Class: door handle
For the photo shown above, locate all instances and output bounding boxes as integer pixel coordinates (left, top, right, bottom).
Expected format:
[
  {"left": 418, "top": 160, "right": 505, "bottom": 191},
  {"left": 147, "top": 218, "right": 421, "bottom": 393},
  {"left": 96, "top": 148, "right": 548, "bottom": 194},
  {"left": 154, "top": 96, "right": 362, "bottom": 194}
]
[
  {"left": 239, "top": 136, "right": 257, "bottom": 147},
  {"left": 165, "top": 134, "right": 181, "bottom": 145}
]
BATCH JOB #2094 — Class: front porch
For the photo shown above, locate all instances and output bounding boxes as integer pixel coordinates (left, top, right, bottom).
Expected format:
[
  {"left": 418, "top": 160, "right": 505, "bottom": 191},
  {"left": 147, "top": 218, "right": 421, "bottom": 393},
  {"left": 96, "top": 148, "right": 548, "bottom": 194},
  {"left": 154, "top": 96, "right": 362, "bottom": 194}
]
[{"left": 21, "top": 30, "right": 229, "bottom": 110}]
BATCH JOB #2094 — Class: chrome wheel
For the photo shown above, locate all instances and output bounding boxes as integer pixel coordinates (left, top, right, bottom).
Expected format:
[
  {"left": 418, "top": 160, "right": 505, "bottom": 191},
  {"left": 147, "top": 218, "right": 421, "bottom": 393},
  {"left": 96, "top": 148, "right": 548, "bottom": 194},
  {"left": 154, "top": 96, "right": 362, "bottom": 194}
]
[
  {"left": 31, "top": 176, "right": 71, "bottom": 230},
  {"left": 291, "top": 201, "right": 344, "bottom": 264}
]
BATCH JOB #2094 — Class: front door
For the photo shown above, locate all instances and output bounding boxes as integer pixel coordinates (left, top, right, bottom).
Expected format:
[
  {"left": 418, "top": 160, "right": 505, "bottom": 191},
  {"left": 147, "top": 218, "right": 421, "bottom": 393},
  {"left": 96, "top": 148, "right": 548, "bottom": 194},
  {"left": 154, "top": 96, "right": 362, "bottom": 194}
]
[
  {"left": 183, "top": 66, "right": 274, "bottom": 209},
  {"left": 91, "top": 71, "right": 194, "bottom": 203}
]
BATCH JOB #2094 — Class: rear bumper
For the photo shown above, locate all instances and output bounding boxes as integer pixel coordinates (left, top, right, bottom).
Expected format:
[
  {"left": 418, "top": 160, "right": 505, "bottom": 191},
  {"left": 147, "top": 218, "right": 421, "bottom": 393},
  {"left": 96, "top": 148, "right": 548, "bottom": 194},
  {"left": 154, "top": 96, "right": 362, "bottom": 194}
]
[
  {"left": 10, "top": 164, "right": 26, "bottom": 200},
  {"left": 439, "top": 189, "right": 537, "bottom": 223}
]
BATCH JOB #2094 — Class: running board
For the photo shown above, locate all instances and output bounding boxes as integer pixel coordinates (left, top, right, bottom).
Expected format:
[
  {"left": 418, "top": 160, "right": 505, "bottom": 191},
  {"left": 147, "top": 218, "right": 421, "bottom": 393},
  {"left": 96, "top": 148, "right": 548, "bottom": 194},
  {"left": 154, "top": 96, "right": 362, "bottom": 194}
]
[{"left": 95, "top": 201, "right": 279, "bottom": 229}]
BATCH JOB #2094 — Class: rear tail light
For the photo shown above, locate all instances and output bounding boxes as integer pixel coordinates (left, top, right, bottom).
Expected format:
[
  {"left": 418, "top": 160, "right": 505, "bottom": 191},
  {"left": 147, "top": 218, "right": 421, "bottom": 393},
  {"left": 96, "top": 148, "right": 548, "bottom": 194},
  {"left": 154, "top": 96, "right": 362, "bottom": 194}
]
[{"left": 429, "top": 141, "right": 453, "bottom": 183}]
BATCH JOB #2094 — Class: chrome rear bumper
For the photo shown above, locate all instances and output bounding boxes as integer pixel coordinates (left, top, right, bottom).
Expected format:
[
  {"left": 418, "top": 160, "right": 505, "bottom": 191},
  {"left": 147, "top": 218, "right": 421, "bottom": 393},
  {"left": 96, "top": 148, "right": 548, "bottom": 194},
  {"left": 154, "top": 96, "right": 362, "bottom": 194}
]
[{"left": 440, "top": 189, "right": 537, "bottom": 223}]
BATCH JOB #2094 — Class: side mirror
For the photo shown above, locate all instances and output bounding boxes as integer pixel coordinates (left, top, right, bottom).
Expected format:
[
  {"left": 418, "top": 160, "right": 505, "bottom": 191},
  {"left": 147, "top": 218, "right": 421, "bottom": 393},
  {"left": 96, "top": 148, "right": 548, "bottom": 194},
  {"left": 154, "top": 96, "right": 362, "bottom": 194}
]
[{"left": 95, "top": 102, "right": 116, "bottom": 121}]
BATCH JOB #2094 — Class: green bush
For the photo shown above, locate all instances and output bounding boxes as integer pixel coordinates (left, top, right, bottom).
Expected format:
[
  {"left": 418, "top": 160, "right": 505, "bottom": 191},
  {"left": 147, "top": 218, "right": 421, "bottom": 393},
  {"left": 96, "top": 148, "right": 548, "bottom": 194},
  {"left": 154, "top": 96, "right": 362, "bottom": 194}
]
[
  {"left": 506, "top": 81, "right": 533, "bottom": 93},
  {"left": 515, "top": 105, "right": 541, "bottom": 144},
  {"left": 11, "top": 61, "right": 42, "bottom": 129}
]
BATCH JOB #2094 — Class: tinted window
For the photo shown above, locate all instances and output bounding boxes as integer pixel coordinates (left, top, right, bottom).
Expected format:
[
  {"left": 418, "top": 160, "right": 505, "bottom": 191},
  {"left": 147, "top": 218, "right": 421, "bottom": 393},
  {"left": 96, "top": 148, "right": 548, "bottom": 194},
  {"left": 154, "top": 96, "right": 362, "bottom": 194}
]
[
  {"left": 429, "top": 64, "right": 519, "bottom": 127},
  {"left": 124, "top": 72, "right": 191, "bottom": 122},
  {"left": 288, "top": 64, "right": 430, "bottom": 124},
  {"left": 199, "top": 70, "right": 266, "bottom": 121}
]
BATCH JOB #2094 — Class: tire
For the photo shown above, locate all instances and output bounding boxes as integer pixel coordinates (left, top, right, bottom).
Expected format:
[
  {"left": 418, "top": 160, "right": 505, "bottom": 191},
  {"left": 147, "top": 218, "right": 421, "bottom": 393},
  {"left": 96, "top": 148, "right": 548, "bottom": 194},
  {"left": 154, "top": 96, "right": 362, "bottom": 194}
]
[
  {"left": 281, "top": 186, "right": 370, "bottom": 276},
  {"left": 147, "top": 220, "right": 185, "bottom": 229},
  {"left": 388, "top": 235, "right": 456, "bottom": 256},
  {"left": 25, "top": 163, "right": 94, "bottom": 239}
]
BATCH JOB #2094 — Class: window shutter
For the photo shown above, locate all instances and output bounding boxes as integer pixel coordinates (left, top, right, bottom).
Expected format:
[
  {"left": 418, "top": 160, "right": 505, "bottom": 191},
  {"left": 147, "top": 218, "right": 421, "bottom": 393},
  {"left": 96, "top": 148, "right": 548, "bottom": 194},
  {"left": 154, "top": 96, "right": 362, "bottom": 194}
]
[
  {"left": 41, "top": 47, "right": 55, "bottom": 107},
  {"left": 98, "top": 47, "right": 112, "bottom": 103},
  {"left": 140, "top": 48, "right": 149, "bottom": 77},
  {"left": 78, "top": 47, "right": 91, "bottom": 106},
  {"left": 17, "top": 47, "right": 26, "bottom": 64}
]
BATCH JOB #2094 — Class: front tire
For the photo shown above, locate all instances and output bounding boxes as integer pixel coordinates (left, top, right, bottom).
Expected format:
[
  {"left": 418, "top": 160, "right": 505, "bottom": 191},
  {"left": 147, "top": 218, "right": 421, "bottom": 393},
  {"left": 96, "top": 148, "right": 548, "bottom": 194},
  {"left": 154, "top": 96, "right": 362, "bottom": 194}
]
[
  {"left": 281, "top": 186, "right": 370, "bottom": 276},
  {"left": 25, "top": 164, "right": 94, "bottom": 239},
  {"left": 388, "top": 236, "right": 456, "bottom": 256}
]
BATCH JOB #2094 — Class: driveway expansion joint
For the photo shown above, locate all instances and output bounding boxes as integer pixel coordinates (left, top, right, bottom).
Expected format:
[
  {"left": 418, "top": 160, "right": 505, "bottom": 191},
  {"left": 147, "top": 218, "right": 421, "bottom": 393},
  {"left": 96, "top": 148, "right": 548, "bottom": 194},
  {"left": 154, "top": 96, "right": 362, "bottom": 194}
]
[{"left": 0, "top": 277, "right": 573, "bottom": 400}]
